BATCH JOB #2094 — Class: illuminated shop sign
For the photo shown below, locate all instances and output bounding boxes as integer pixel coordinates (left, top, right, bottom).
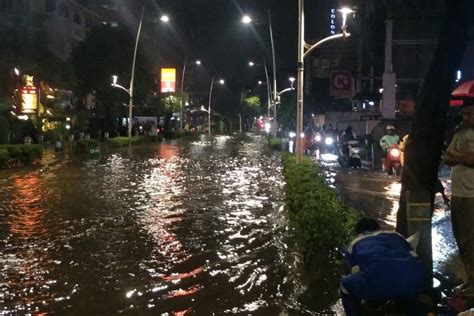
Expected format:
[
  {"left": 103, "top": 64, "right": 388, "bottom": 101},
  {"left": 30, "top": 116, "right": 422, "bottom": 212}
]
[
  {"left": 330, "top": 8, "right": 337, "bottom": 35},
  {"left": 161, "top": 68, "right": 176, "bottom": 93}
]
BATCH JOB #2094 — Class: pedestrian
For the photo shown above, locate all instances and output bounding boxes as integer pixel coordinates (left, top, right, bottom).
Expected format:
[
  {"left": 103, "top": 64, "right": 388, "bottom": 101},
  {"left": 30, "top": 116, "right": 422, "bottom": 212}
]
[
  {"left": 340, "top": 217, "right": 427, "bottom": 316},
  {"left": 443, "top": 101, "right": 474, "bottom": 297}
]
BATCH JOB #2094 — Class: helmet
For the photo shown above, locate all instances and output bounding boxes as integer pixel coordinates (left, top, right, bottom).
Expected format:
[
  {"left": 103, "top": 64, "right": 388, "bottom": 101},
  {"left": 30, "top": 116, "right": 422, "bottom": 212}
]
[{"left": 386, "top": 125, "right": 395, "bottom": 131}]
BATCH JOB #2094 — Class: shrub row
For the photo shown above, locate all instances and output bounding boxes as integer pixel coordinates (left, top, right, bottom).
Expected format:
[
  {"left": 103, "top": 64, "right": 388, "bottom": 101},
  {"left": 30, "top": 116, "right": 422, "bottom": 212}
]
[
  {"left": 268, "top": 137, "right": 283, "bottom": 150},
  {"left": 74, "top": 139, "right": 99, "bottom": 153},
  {"left": 107, "top": 135, "right": 163, "bottom": 148},
  {"left": 282, "top": 154, "right": 359, "bottom": 263},
  {"left": 0, "top": 144, "right": 43, "bottom": 169}
]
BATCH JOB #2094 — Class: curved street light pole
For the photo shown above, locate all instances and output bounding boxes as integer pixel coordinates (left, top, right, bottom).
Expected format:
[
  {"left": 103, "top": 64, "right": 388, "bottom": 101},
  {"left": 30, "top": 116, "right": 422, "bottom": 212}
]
[
  {"left": 295, "top": 3, "right": 353, "bottom": 162},
  {"left": 262, "top": 59, "right": 272, "bottom": 118},
  {"left": 268, "top": 10, "right": 278, "bottom": 137},
  {"left": 127, "top": 6, "right": 145, "bottom": 145},
  {"left": 208, "top": 76, "right": 214, "bottom": 135},
  {"left": 180, "top": 56, "right": 187, "bottom": 132}
]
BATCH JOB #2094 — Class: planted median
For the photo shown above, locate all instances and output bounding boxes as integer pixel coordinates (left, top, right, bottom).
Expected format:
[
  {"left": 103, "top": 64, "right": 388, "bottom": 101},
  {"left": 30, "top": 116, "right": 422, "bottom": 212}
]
[
  {"left": 282, "top": 154, "right": 359, "bottom": 263},
  {"left": 0, "top": 144, "right": 43, "bottom": 169}
]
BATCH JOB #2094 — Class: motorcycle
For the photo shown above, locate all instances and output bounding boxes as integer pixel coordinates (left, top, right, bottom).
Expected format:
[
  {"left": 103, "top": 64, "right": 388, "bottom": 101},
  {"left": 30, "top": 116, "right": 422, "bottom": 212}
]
[
  {"left": 322, "top": 134, "right": 337, "bottom": 154},
  {"left": 385, "top": 144, "right": 402, "bottom": 176},
  {"left": 338, "top": 139, "right": 362, "bottom": 168}
]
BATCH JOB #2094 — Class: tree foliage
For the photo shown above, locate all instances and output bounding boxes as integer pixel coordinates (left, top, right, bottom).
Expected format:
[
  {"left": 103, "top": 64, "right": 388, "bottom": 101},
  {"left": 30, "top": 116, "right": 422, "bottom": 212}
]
[{"left": 71, "top": 24, "right": 154, "bottom": 105}]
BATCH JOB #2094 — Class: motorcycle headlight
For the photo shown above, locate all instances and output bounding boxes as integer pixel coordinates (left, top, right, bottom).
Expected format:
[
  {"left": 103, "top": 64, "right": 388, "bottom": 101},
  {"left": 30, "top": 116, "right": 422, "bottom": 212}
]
[
  {"left": 325, "top": 137, "right": 334, "bottom": 145},
  {"left": 315, "top": 135, "right": 322, "bottom": 142},
  {"left": 389, "top": 148, "right": 400, "bottom": 157},
  {"left": 289, "top": 132, "right": 296, "bottom": 138}
]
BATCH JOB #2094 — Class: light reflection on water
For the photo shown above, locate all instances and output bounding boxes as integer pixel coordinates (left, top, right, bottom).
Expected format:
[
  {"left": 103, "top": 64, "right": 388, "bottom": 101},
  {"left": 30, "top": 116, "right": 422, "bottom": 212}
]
[{"left": 0, "top": 135, "right": 339, "bottom": 314}]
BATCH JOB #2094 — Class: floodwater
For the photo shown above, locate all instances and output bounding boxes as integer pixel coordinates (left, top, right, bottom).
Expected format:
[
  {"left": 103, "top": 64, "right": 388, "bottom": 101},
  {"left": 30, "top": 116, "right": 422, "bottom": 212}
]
[{"left": 0, "top": 135, "right": 343, "bottom": 315}]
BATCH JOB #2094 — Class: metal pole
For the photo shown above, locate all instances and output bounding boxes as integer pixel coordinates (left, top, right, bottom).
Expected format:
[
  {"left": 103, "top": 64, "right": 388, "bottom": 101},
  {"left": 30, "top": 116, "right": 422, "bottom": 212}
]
[
  {"left": 180, "top": 56, "right": 187, "bottom": 132},
  {"left": 238, "top": 114, "right": 242, "bottom": 133},
  {"left": 296, "top": 0, "right": 305, "bottom": 162},
  {"left": 128, "top": 5, "right": 145, "bottom": 145},
  {"left": 263, "top": 59, "right": 271, "bottom": 119},
  {"left": 208, "top": 76, "right": 214, "bottom": 135},
  {"left": 268, "top": 10, "right": 278, "bottom": 137}
]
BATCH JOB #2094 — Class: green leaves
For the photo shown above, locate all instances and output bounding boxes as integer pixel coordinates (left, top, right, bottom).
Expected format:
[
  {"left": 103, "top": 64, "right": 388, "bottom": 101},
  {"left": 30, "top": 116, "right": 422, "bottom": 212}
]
[{"left": 282, "top": 155, "right": 359, "bottom": 263}]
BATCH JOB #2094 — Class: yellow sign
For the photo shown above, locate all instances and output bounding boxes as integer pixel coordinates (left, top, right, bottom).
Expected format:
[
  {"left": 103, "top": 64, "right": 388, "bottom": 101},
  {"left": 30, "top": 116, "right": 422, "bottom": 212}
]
[
  {"left": 161, "top": 68, "right": 176, "bottom": 93},
  {"left": 21, "top": 87, "right": 38, "bottom": 114}
]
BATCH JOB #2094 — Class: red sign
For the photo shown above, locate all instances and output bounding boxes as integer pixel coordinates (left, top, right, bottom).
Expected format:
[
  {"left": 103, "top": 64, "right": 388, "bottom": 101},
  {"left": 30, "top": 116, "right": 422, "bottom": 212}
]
[{"left": 330, "top": 71, "right": 352, "bottom": 98}]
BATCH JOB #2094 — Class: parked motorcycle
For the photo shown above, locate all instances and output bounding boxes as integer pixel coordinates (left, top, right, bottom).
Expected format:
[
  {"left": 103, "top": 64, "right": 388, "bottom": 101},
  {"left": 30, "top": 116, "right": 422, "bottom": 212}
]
[{"left": 385, "top": 144, "right": 402, "bottom": 176}]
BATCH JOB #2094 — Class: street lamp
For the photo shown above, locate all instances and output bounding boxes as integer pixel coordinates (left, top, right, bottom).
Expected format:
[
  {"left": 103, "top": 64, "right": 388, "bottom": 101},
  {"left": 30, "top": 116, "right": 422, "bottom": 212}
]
[
  {"left": 207, "top": 76, "right": 225, "bottom": 135},
  {"left": 110, "top": 6, "right": 169, "bottom": 145},
  {"left": 295, "top": 4, "right": 354, "bottom": 162},
  {"left": 242, "top": 10, "right": 278, "bottom": 137},
  {"left": 180, "top": 57, "right": 202, "bottom": 131},
  {"left": 248, "top": 59, "right": 272, "bottom": 118}
]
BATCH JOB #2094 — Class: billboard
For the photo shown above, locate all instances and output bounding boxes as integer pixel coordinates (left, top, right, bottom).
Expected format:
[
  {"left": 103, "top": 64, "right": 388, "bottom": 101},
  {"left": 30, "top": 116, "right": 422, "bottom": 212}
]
[
  {"left": 161, "top": 68, "right": 176, "bottom": 93},
  {"left": 330, "top": 70, "right": 352, "bottom": 98}
]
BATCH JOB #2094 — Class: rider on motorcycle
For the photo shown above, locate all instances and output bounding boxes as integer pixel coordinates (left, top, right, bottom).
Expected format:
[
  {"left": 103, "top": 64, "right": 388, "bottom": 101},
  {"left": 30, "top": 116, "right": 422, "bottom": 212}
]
[
  {"left": 379, "top": 125, "right": 400, "bottom": 172},
  {"left": 340, "top": 126, "right": 357, "bottom": 156}
]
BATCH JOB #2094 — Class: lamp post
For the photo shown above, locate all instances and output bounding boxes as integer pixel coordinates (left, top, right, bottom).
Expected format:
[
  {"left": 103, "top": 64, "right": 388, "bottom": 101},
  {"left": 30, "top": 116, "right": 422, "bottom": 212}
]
[
  {"left": 242, "top": 11, "right": 278, "bottom": 136},
  {"left": 111, "top": 6, "right": 168, "bottom": 145},
  {"left": 207, "top": 77, "right": 225, "bottom": 135},
  {"left": 180, "top": 58, "right": 201, "bottom": 132},
  {"left": 249, "top": 59, "right": 272, "bottom": 118},
  {"left": 295, "top": 4, "right": 354, "bottom": 162}
]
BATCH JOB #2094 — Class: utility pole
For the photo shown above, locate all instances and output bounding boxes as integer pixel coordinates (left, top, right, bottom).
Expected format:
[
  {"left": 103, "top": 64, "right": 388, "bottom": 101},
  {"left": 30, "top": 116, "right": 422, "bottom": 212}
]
[{"left": 296, "top": 0, "right": 305, "bottom": 162}]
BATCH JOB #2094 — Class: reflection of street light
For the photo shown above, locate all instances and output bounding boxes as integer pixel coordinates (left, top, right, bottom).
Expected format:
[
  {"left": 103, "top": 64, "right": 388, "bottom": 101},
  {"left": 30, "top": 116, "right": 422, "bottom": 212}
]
[
  {"left": 207, "top": 76, "right": 225, "bottom": 135},
  {"left": 295, "top": 5, "right": 354, "bottom": 162},
  {"left": 111, "top": 7, "right": 168, "bottom": 145},
  {"left": 180, "top": 57, "right": 202, "bottom": 131}
]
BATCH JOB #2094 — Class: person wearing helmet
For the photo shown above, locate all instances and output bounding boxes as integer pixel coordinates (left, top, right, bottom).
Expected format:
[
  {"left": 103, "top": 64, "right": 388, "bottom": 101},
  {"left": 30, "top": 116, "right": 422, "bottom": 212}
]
[{"left": 379, "top": 125, "right": 400, "bottom": 172}]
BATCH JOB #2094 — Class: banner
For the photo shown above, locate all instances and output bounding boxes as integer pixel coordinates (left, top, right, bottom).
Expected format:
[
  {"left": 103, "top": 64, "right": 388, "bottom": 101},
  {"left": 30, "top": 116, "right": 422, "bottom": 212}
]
[{"left": 161, "top": 68, "right": 176, "bottom": 93}]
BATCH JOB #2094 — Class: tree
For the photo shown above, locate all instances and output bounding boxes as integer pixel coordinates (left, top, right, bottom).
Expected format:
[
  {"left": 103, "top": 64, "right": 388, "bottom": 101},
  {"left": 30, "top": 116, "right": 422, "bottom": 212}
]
[
  {"left": 397, "top": 0, "right": 470, "bottom": 235},
  {"left": 71, "top": 24, "right": 154, "bottom": 132},
  {"left": 278, "top": 92, "right": 297, "bottom": 130}
]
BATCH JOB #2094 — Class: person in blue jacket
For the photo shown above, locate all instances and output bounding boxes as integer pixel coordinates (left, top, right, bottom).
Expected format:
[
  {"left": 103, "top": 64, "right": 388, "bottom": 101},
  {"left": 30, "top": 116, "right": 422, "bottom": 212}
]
[{"left": 340, "top": 217, "right": 427, "bottom": 315}]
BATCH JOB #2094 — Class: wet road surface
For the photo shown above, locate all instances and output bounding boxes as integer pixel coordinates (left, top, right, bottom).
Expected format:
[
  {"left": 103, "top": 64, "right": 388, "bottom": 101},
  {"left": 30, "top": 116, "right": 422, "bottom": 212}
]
[
  {"left": 0, "top": 135, "right": 344, "bottom": 315},
  {"left": 318, "top": 155, "right": 460, "bottom": 278}
]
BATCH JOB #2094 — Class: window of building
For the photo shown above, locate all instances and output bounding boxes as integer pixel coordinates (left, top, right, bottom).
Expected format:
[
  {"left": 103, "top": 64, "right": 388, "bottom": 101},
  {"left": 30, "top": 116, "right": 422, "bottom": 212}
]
[
  {"left": 73, "top": 12, "right": 81, "bottom": 24},
  {"left": 46, "top": 0, "right": 56, "bottom": 13},
  {"left": 0, "top": 0, "right": 11, "bottom": 12}
]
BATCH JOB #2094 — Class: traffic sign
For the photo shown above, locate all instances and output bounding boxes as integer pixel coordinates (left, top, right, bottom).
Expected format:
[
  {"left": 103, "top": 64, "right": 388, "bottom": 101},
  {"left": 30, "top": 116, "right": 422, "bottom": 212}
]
[{"left": 330, "top": 71, "right": 352, "bottom": 98}]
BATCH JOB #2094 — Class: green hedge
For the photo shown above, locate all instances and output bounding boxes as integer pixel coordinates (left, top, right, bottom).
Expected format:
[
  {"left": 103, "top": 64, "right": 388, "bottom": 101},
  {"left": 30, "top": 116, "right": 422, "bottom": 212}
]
[
  {"left": 74, "top": 139, "right": 99, "bottom": 153},
  {"left": 268, "top": 137, "right": 282, "bottom": 150},
  {"left": 282, "top": 154, "right": 359, "bottom": 263},
  {"left": 107, "top": 135, "right": 163, "bottom": 148},
  {"left": 0, "top": 144, "right": 43, "bottom": 169}
]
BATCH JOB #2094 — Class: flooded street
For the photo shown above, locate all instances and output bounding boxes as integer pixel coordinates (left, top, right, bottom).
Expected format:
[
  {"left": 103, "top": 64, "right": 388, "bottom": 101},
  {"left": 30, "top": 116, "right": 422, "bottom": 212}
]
[
  {"left": 0, "top": 135, "right": 342, "bottom": 315},
  {"left": 325, "top": 159, "right": 459, "bottom": 276}
]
